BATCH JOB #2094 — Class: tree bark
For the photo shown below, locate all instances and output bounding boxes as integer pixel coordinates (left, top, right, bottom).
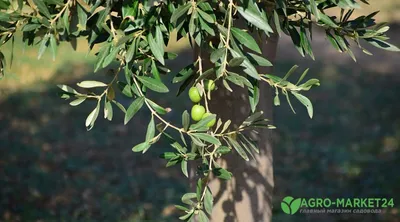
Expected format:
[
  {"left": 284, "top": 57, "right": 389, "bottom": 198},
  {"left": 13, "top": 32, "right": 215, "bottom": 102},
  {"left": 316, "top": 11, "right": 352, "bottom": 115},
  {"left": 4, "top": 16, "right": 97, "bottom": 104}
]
[{"left": 194, "top": 32, "right": 279, "bottom": 222}]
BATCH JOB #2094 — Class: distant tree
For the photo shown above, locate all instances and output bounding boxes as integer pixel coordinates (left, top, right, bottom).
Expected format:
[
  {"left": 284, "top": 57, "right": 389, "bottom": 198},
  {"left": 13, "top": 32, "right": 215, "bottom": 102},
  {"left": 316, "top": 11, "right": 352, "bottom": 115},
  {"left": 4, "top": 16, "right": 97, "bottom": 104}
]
[{"left": 0, "top": 0, "right": 398, "bottom": 221}]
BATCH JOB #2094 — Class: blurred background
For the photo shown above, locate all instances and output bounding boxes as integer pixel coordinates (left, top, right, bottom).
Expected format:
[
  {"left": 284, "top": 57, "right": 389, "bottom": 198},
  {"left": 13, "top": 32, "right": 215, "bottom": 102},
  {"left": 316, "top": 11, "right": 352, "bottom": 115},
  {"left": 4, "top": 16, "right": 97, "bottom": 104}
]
[{"left": 1, "top": 2, "right": 399, "bottom": 222}]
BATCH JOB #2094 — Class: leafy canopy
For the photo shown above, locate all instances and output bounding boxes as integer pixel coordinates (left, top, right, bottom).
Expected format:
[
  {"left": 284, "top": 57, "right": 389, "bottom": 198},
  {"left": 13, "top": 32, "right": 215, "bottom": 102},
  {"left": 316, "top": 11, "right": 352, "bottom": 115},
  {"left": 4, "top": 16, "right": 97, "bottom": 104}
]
[{"left": 0, "top": 0, "right": 398, "bottom": 221}]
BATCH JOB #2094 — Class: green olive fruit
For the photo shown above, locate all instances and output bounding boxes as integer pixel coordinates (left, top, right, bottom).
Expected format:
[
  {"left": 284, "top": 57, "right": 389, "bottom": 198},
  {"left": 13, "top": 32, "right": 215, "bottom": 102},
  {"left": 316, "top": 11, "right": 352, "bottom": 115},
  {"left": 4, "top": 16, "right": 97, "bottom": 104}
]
[
  {"left": 205, "top": 80, "right": 216, "bottom": 91},
  {"left": 188, "top": 87, "right": 201, "bottom": 103},
  {"left": 191, "top": 105, "right": 206, "bottom": 121},
  {"left": 202, "top": 112, "right": 216, "bottom": 127}
]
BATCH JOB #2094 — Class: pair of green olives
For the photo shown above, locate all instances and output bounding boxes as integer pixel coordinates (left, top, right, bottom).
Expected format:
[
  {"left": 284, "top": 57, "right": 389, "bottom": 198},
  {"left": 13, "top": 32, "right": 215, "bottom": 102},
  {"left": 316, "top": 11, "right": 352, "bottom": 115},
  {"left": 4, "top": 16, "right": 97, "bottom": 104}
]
[
  {"left": 188, "top": 80, "right": 215, "bottom": 103},
  {"left": 188, "top": 80, "right": 216, "bottom": 127}
]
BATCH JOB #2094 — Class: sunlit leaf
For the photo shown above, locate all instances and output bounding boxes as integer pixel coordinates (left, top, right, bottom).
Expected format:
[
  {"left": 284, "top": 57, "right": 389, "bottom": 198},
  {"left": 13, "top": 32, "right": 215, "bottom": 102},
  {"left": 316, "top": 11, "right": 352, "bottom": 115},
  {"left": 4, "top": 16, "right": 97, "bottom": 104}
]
[
  {"left": 77, "top": 80, "right": 107, "bottom": 88},
  {"left": 145, "top": 116, "right": 155, "bottom": 142},
  {"left": 69, "top": 97, "right": 86, "bottom": 106},
  {"left": 236, "top": 6, "right": 273, "bottom": 33},
  {"left": 291, "top": 92, "right": 314, "bottom": 118},
  {"left": 124, "top": 97, "right": 145, "bottom": 124},
  {"left": 137, "top": 76, "right": 169, "bottom": 93},
  {"left": 85, "top": 102, "right": 100, "bottom": 130}
]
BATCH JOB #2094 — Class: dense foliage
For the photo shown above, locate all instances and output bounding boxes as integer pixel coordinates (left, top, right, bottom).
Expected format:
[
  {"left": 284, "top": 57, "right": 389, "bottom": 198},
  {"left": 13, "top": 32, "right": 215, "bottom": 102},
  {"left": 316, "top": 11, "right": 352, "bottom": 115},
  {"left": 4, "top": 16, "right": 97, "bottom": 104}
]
[{"left": 0, "top": 0, "right": 398, "bottom": 221}]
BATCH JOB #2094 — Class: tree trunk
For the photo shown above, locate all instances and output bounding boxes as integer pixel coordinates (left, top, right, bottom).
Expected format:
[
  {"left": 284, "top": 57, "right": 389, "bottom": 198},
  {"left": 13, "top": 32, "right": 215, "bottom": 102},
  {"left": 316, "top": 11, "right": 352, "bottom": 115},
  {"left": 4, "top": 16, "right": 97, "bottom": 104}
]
[{"left": 194, "top": 32, "right": 279, "bottom": 222}]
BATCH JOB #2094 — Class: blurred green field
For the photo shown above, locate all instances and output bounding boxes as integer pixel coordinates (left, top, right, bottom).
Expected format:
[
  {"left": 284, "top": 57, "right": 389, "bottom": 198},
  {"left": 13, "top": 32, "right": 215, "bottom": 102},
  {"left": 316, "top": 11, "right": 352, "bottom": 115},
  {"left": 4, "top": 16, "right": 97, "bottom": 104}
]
[
  {"left": 328, "top": 0, "right": 400, "bottom": 22},
  {"left": 1, "top": 5, "right": 400, "bottom": 222}
]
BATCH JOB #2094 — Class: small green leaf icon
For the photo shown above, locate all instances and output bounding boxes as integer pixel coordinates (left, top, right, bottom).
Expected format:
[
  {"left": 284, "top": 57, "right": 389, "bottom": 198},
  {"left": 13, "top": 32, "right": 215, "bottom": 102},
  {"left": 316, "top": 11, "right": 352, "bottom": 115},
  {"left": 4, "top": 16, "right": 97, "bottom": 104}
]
[{"left": 281, "top": 196, "right": 302, "bottom": 215}]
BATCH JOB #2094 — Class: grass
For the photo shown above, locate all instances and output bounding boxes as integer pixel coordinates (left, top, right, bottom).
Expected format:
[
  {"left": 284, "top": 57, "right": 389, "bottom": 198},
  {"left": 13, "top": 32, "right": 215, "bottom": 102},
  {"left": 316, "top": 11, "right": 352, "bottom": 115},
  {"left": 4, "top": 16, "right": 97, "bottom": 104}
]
[
  {"left": 0, "top": 37, "right": 94, "bottom": 97},
  {"left": 352, "top": 1, "right": 400, "bottom": 22}
]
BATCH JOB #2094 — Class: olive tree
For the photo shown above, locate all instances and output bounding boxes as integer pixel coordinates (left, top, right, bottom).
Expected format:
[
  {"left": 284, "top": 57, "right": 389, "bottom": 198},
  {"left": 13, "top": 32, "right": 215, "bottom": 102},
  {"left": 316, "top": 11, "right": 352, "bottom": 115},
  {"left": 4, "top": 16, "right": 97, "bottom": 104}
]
[{"left": 0, "top": 0, "right": 398, "bottom": 221}]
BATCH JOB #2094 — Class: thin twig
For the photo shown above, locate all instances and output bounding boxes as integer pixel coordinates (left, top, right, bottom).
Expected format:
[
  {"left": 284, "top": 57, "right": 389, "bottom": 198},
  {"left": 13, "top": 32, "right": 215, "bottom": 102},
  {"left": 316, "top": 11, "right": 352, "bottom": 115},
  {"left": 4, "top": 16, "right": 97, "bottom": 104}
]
[
  {"left": 197, "top": 55, "right": 209, "bottom": 113},
  {"left": 220, "top": 0, "right": 234, "bottom": 76},
  {"left": 50, "top": 0, "right": 70, "bottom": 26},
  {"left": 132, "top": 76, "right": 185, "bottom": 133}
]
